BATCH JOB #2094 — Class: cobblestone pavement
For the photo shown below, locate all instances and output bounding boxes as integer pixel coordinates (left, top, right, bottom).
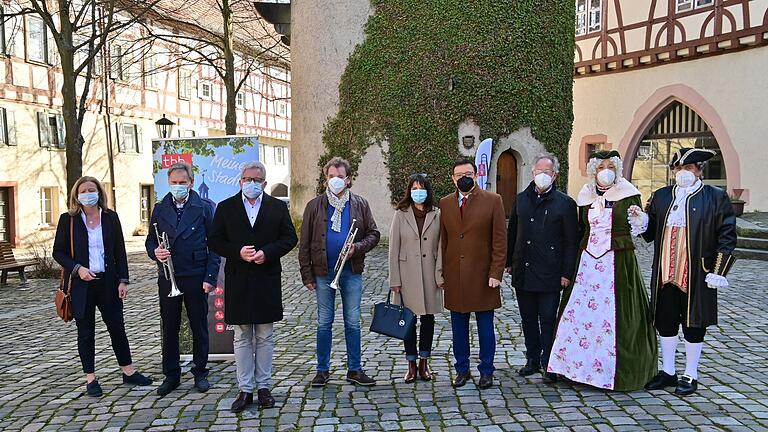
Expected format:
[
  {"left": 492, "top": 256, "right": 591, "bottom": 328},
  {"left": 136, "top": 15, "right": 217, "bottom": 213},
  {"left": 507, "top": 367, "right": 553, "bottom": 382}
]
[{"left": 0, "top": 240, "right": 766, "bottom": 431}]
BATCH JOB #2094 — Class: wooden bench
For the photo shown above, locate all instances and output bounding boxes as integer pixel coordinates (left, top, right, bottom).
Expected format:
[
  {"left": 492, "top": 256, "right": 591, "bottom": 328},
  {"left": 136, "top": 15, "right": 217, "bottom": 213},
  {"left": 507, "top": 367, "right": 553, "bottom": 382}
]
[{"left": 0, "top": 242, "right": 38, "bottom": 284}]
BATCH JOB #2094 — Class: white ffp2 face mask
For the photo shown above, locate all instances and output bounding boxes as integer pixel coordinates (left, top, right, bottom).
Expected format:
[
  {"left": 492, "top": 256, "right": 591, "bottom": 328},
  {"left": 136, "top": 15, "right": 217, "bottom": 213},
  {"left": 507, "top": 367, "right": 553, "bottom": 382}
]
[
  {"left": 596, "top": 169, "right": 616, "bottom": 187},
  {"left": 534, "top": 173, "right": 553, "bottom": 190},
  {"left": 328, "top": 176, "right": 346, "bottom": 194},
  {"left": 675, "top": 170, "right": 696, "bottom": 188}
]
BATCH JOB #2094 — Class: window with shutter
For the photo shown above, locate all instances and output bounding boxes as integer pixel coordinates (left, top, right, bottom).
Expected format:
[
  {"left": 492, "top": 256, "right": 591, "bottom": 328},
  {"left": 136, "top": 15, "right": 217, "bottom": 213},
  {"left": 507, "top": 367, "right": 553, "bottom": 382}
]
[
  {"left": 6, "top": 110, "right": 16, "bottom": 146},
  {"left": 37, "top": 112, "right": 50, "bottom": 147},
  {"left": 0, "top": 7, "right": 6, "bottom": 55},
  {"left": 0, "top": 108, "right": 6, "bottom": 145},
  {"left": 27, "top": 16, "right": 47, "bottom": 63}
]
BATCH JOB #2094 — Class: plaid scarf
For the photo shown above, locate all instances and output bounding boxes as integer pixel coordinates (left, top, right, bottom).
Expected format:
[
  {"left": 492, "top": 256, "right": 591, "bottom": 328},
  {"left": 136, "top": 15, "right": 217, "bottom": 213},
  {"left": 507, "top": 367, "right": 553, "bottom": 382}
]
[{"left": 326, "top": 188, "right": 350, "bottom": 232}]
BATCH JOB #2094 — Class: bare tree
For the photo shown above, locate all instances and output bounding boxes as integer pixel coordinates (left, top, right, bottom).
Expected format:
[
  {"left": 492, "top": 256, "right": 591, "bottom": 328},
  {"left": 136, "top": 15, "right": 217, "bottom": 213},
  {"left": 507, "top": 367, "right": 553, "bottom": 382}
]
[
  {"left": 139, "top": 0, "right": 289, "bottom": 135},
  {"left": 7, "top": 0, "right": 170, "bottom": 196}
]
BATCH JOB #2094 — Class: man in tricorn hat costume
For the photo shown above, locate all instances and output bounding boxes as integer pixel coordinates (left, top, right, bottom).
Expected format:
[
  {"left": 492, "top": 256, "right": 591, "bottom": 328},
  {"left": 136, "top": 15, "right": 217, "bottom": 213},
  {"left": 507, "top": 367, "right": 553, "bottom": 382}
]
[{"left": 628, "top": 147, "right": 737, "bottom": 396}]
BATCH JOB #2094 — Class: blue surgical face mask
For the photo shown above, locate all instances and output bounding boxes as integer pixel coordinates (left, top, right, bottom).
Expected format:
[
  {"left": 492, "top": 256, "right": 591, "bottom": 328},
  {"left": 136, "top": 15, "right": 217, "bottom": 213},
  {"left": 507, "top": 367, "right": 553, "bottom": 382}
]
[
  {"left": 411, "top": 189, "right": 428, "bottom": 204},
  {"left": 78, "top": 192, "right": 99, "bottom": 207},
  {"left": 242, "top": 181, "right": 263, "bottom": 199},
  {"left": 169, "top": 184, "right": 190, "bottom": 201}
]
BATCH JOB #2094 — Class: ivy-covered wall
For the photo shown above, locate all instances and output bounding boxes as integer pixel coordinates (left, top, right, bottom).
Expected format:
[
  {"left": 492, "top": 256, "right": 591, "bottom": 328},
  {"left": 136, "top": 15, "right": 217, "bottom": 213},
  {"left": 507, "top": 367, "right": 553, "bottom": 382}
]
[{"left": 320, "top": 0, "right": 575, "bottom": 200}]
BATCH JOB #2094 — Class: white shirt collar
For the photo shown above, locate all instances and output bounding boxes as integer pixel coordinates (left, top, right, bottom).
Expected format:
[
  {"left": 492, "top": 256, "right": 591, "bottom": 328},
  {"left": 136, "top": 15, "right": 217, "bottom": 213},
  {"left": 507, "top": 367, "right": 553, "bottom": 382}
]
[{"left": 243, "top": 194, "right": 262, "bottom": 206}]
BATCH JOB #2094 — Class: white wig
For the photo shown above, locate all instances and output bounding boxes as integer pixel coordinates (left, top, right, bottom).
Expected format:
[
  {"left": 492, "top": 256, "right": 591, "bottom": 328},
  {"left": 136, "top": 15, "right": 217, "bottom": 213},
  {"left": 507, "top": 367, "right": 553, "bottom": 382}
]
[{"left": 586, "top": 156, "right": 623, "bottom": 190}]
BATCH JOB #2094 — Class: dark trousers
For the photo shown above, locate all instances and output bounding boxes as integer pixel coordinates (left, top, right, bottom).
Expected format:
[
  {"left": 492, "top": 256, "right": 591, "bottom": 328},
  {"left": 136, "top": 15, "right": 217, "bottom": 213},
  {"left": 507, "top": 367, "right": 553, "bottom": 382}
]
[
  {"left": 515, "top": 288, "right": 561, "bottom": 368},
  {"left": 655, "top": 284, "right": 706, "bottom": 343},
  {"left": 450, "top": 310, "right": 496, "bottom": 376},
  {"left": 75, "top": 278, "right": 132, "bottom": 374},
  {"left": 159, "top": 275, "right": 209, "bottom": 380},
  {"left": 404, "top": 314, "right": 435, "bottom": 361}
]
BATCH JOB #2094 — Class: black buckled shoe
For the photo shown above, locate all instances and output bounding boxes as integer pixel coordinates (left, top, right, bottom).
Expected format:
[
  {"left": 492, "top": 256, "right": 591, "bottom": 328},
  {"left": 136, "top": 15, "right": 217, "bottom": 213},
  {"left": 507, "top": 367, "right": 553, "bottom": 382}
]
[
  {"left": 452, "top": 371, "right": 471, "bottom": 388},
  {"left": 86, "top": 380, "right": 103, "bottom": 397},
  {"left": 644, "top": 371, "right": 678, "bottom": 390},
  {"left": 122, "top": 371, "right": 153, "bottom": 386},
  {"left": 674, "top": 374, "right": 698, "bottom": 396},
  {"left": 478, "top": 374, "right": 494, "bottom": 390},
  {"left": 230, "top": 391, "right": 253, "bottom": 413},
  {"left": 518, "top": 360, "right": 541, "bottom": 377}
]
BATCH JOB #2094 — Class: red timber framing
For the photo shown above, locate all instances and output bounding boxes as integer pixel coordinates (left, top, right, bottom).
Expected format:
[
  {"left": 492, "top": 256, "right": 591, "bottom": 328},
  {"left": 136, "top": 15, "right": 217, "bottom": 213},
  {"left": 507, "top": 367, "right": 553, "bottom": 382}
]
[{"left": 574, "top": 0, "right": 768, "bottom": 77}]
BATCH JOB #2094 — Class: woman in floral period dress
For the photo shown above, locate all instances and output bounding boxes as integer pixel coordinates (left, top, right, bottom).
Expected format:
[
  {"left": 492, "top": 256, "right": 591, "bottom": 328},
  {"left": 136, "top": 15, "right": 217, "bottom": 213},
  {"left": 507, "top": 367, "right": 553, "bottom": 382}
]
[{"left": 547, "top": 150, "right": 657, "bottom": 391}]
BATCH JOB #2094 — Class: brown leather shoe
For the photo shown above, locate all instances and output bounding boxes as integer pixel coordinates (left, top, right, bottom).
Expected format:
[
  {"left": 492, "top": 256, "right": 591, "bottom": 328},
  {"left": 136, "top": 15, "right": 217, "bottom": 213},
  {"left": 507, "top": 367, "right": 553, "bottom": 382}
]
[
  {"left": 230, "top": 391, "right": 253, "bottom": 413},
  {"left": 257, "top": 388, "right": 275, "bottom": 409},
  {"left": 418, "top": 358, "right": 432, "bottom": 381},
  {"left": 452, "top": 371, "right": 471, "bottom": 388},
  {"left": 478, "top": 374, "right": 494, "bottom": 389},
  {"left": 310, "top": 371, "right": 331, "bottom": 387},
  {"left": 404, "top": 361, "right": 417, "bottom": 383},
  {"left": 346, "top": 370, "right": 376, "bottom": 386}
]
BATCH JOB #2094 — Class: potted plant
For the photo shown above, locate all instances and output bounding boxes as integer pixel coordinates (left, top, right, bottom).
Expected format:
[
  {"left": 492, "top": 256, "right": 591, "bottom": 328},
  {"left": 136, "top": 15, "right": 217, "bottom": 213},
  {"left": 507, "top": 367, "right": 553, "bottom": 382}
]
[{"left": 730, "top": 189, "right": 746, "bottom": 217}]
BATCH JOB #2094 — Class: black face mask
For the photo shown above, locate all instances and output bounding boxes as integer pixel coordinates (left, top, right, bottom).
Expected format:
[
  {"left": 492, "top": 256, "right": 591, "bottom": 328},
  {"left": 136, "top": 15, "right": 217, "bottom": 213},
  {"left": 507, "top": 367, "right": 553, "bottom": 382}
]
[{"left": 457, "top": 176, "right": 475, "bottom": 193}]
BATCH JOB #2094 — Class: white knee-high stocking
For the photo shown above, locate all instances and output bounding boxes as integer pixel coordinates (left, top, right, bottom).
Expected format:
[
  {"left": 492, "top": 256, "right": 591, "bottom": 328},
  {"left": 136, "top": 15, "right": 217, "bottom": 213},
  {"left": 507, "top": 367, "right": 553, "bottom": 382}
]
[
  {"left": 684, "top": 341, "right": 703, "bottom": 380},
  {"left": 660, "top": 336, "right": 678, "bottom": 375}
]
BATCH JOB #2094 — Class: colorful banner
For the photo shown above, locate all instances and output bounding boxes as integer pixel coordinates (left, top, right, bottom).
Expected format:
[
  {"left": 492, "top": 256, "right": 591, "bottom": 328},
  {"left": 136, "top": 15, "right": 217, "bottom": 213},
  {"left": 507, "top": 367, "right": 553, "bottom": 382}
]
[
  {"left": 475, "top": 138, "right": 493, "bottom": 190},
  {"left": 152, "top": 136, "right": 260, "bottom": 359}
]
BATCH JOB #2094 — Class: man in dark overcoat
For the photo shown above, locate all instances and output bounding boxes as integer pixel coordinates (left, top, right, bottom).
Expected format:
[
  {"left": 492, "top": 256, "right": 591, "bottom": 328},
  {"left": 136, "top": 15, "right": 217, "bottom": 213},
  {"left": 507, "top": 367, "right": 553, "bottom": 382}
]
[
  {"left": 208, "top": 160, "right": 298, "bottom": 411},
  {"left": 506, "top": 153, "right": 579, "bottom": 383}
]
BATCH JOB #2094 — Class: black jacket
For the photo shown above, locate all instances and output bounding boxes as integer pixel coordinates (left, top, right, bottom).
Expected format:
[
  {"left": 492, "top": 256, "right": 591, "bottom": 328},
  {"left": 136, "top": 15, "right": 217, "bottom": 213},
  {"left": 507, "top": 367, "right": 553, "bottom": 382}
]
[
  {"left": 507, "top": 182, "right": 579, "bottom": 292},
  {"left": 208, "top": 192, "right": 298, "bottom": 324},
  {"left": 145, "top": 190, "right": 220, "bottom": 286},
  {"left": 642, "top": 183, "right": 737, "bottom": 327},
  {"left": 52, "top": 209, "right": 129, "bottom": 320}
]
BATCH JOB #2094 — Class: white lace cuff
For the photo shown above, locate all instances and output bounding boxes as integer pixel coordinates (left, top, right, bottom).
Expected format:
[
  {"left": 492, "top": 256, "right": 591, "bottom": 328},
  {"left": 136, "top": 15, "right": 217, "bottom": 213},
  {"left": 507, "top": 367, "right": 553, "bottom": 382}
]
[
  {"left": 628, "top": 211, "right": 648, "bottom": 236},
  {"left": 705, "top": 273, "right": 729, "bottom": 288}
]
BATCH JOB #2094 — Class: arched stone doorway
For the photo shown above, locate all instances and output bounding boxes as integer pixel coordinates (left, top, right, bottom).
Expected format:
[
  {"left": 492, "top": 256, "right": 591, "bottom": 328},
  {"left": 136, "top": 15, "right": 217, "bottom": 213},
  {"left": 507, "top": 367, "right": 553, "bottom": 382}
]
[
  {"left": 497, "top": 151, "right": 518, "bottom": 218},
  {"left": 489, "top": 127, "right": 547, "bottom": 217},
  {"left": 627, "top": 101, "right": 727, "bottom": 200},
  {"left": 271, "top": 183, "right": 289, "bottom": 197}
]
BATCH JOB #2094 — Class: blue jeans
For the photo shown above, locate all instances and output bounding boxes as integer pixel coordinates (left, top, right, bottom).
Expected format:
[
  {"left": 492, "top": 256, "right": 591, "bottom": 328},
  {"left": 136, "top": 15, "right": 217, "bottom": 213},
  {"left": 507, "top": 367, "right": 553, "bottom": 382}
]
[
  {"left": 450, "top": 310, "right": 496, "bottom": 376},
  {"left": 315, "top": 269, "right": 363, "bottom": 372}
]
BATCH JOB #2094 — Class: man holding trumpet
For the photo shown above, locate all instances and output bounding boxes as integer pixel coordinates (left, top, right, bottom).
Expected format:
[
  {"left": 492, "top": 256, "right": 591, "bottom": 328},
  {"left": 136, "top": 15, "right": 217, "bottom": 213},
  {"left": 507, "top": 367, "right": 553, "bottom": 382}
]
[
  {"left": 146, "top": 162, "right": 220, "bottom": 396},
  {"left": 299, "top": 157, "right": 381, "bottom": 387}
]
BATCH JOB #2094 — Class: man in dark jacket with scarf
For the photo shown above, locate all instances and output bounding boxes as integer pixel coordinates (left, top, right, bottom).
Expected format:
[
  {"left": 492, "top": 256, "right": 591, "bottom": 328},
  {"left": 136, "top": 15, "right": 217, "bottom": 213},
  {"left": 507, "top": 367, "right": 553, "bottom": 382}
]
[
  {"left": 635, "top": 148, "right": 737, "bottom": 396},
  {"left": 208, "top": 160, "right": 298, "bottom": 412},
  {"left": 506, "top": 153, "right": 579, "bottom": 383},
  {"left": 299, "top": 157, "right": 381, "bottom": 388}
]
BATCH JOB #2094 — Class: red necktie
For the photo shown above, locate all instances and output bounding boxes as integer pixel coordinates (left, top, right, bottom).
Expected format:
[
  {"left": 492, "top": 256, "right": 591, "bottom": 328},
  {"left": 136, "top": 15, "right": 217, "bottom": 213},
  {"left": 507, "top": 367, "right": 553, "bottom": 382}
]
[{"left": 459, "top": 197, "right": 465, "bottom": 218}]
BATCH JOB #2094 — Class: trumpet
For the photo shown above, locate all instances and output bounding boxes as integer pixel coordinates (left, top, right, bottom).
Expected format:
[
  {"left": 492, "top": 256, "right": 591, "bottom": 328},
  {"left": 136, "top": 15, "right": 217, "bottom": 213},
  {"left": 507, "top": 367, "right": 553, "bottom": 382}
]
[
  {"left": 153, "top": 223, "right": 183, "bottom": 297},
  {"left": 330, "top": 219, "right": 358, "bottom": 290}
]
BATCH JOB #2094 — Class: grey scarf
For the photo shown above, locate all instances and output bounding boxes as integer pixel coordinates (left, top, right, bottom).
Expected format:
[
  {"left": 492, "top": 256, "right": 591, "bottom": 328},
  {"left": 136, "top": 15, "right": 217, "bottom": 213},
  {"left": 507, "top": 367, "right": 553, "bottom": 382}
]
[{"left": 326, "top": 188, "right": 350, "bottom": 232}]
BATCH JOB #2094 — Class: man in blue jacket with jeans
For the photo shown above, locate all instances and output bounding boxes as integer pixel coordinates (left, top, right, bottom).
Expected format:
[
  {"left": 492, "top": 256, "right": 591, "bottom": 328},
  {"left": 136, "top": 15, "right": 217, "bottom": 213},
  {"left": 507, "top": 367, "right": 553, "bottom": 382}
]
[{"left": 146, "top": 162, "right": 220, "bottom": 396}]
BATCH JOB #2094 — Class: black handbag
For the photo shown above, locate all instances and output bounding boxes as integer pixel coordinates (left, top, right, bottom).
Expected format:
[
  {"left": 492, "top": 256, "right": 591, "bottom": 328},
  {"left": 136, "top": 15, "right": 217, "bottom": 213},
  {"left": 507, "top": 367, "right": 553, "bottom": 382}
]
[{"left": 370, "top": 291, "right": 416, "bottom": 340}]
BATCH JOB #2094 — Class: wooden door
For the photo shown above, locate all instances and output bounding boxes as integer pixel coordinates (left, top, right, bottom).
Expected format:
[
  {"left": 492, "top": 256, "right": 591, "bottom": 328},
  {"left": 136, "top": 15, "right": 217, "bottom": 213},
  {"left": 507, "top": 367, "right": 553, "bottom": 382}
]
[
  {"left": 0, "top": 188, "right": 8, "bottom": 242},
  {"left": 497, "top": 151, "right": 518, "bottom": 218}
]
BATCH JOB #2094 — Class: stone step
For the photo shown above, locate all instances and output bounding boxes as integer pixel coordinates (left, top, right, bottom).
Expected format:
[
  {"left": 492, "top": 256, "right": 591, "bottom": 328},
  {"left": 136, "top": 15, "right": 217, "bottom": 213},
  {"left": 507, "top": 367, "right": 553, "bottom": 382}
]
[
  {"left": 737, "top": 236, "right": 768, "bottom": 250},
  {"left": 734, "top": 247, "right": 768, "bottom": 261},
  {"left": 736, "top": 226, "right": 768, "bottom": 240}
]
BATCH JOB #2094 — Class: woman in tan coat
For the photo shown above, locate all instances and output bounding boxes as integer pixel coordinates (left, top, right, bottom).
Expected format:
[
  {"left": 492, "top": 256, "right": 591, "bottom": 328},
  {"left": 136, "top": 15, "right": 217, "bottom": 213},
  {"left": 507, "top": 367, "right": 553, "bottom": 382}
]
[{"left": 389, "top": 174, "right": 444, "bottom": 383}]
